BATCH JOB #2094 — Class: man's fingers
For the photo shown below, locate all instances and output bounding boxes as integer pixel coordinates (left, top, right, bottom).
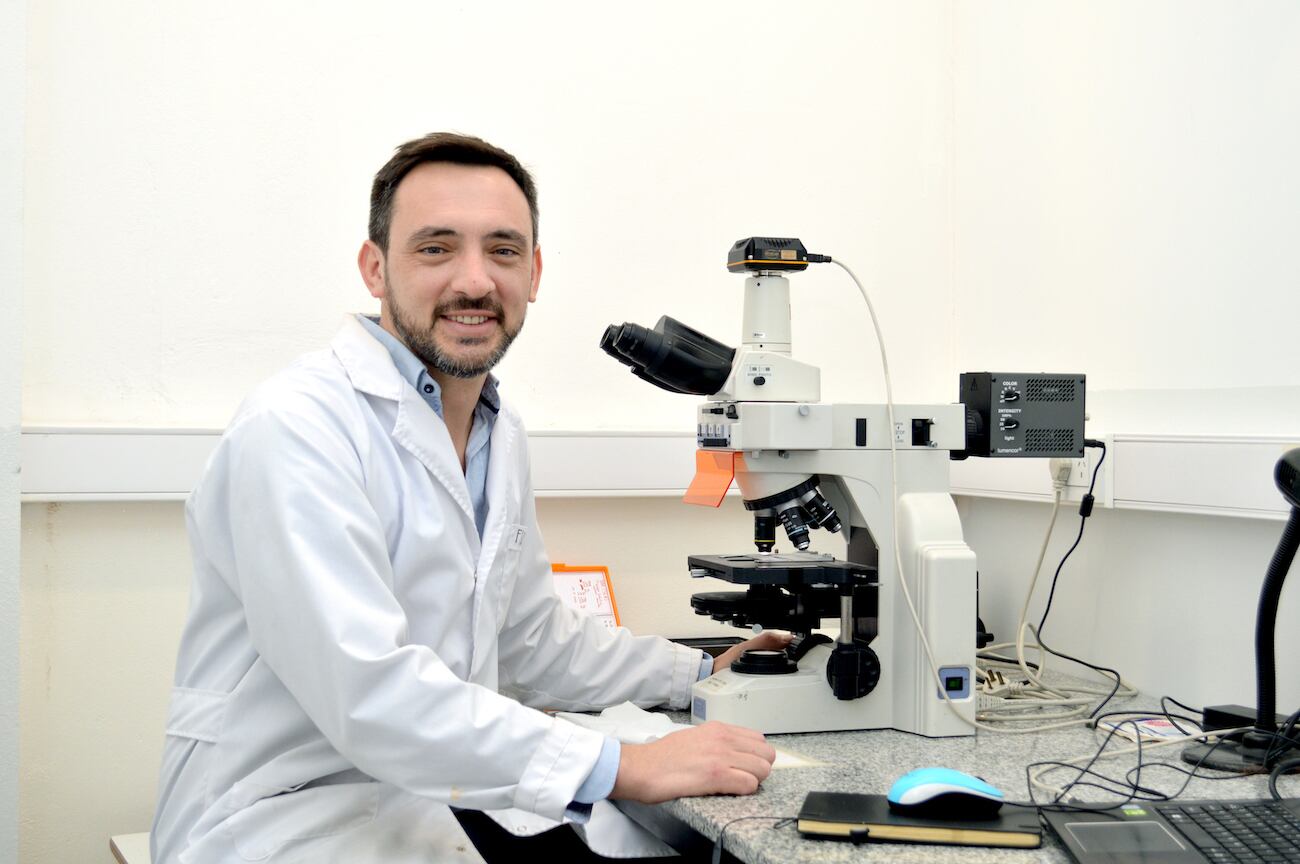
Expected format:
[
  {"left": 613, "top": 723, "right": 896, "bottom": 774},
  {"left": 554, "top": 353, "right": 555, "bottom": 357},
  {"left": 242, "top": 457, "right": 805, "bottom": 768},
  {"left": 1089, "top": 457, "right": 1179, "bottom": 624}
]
[
  {"left": 722, "top": 730, "right": 776, "bottom": 763},
  {"left": 712, "top": 630, "right": 793, "bottom": 675},
  {"left": 717, "top": 768, "right": 761, "bottom": 796},
  {"left": 727, "top": 750, "right": 773, "bottom": 783},
  {"left": 739, "top": 630, "right": 792, "bottom": 652},
  {"left": 704, "top": 721, "right": 775, "bottom": 759}
]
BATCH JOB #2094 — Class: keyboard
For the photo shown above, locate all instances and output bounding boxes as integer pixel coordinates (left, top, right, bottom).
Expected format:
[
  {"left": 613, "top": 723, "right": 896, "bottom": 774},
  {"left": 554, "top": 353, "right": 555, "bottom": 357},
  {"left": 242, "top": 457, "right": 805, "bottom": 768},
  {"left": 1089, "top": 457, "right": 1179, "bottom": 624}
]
[{"left": 1156, "top": 801, "right": 1300, "bottom": 863}]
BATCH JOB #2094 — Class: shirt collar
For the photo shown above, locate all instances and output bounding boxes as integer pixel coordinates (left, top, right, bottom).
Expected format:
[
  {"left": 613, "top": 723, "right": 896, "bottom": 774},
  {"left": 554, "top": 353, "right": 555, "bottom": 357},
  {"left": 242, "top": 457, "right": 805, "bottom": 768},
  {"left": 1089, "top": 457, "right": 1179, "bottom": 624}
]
[{"left": 358, "top": 314, "right": 500, "bottom": 413}]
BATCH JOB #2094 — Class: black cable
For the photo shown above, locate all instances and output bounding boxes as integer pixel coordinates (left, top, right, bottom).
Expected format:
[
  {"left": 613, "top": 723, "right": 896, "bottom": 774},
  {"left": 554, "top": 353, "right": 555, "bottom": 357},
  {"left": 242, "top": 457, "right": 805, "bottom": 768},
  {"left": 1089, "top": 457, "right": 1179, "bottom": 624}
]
[
  {"left": 1160, "top": 696, "right": 1203, "bottom": 735},
  {"left": 1264, "top": 707, "right": 1300, "bottom": 763},
  {"left": 1034, "top": 635, "right": 1125, "bottom": 718},
  {"left": 1029, "top": 440, "right": 1124, "bottom": 718},
  {"left": 1020, "top": 719, "right": 1142, "bottom": 812},
  {"left": 1124, "top": 759, "right": 1257, "bottom": 790},
  {"left": 1093, "top": 708, "right": 1204, "bottom": 731},
  {"left": 1025, "top": 719, "right": 1255, "bottom": 814},
  {"left": 1269, "top": 756, "right": 1300, "bottom": 800},
  {"left": 711, "top": 816, "right": 795, "bottom": 864},
  {"left": 1037, "top": 439, "right": 1106, "bottom": 636},
  {"left": 1165, "top": 696, "right": 1203, "bottom": 716}
]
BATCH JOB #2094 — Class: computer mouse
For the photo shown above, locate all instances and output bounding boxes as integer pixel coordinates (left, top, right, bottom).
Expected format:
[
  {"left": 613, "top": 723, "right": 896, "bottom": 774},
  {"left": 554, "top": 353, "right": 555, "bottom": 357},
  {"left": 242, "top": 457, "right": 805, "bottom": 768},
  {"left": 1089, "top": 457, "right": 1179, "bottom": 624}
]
[{"left": 887, "top": 767, "right": 1005, "bottom": 820}]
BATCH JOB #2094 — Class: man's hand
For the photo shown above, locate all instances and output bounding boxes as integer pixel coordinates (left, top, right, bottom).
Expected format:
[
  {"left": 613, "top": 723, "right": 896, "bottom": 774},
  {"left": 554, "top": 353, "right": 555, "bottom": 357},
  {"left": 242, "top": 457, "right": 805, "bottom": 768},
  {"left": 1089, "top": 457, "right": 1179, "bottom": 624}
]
[
  {"left": 610, "top": 721, "right": 776, "bottom": 804},
  {"left": 711, "top": 630, "right": 793, "bottom": 675}
]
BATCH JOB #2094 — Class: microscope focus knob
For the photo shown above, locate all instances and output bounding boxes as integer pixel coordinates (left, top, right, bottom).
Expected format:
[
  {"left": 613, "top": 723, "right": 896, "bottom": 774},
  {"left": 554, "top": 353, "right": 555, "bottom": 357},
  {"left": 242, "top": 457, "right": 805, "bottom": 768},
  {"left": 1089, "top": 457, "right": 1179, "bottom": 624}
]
[{"left": 825, "top": 643, "right": 881, "bottom": 701}]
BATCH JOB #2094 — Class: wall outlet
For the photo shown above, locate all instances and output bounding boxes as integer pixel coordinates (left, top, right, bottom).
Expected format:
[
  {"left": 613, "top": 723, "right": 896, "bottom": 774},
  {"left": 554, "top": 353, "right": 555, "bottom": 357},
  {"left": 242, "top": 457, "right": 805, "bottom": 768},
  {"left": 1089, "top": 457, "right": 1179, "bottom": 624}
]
[{"left": 1052, "top": 434, "right": 1114, "bottom": 508}]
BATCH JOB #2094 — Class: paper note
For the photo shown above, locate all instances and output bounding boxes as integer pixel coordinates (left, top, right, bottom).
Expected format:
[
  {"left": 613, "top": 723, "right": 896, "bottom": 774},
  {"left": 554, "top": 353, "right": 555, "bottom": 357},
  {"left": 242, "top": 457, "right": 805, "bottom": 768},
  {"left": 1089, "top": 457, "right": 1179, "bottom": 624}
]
[
  {"left": 552, "top": 565, "right": 619, "bottom": 633},
  {"left": 773, "top": 747, "right": 825, "bottom": 769},
  {"left": 1098, "top": 717, "right": 1190, "bottom": 742}
]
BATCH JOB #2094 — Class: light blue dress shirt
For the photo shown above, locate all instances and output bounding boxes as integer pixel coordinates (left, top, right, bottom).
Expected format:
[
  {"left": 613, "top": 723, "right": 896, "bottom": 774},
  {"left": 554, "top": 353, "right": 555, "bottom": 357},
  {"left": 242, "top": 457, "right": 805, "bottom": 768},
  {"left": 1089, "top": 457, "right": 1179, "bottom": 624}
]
[
  {"left": 359, "top": 315, "right": 713, "bottom": 813},
  {"left": 359, "top": 316, "right": 496, "bottom": 535}
]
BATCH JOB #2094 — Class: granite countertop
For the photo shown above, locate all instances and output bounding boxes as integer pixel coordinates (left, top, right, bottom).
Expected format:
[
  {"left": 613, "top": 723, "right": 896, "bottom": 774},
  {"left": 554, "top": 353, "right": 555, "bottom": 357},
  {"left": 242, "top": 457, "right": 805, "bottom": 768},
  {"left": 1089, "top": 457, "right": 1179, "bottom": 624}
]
[{"left": 640, "top": 699, "right": 1284, "bottom": 864}]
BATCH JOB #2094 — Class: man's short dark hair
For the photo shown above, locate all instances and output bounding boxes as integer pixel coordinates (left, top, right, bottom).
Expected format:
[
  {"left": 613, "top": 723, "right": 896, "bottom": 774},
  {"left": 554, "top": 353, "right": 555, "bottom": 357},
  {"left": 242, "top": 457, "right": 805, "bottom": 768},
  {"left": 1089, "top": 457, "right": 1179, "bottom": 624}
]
[{"left": 368, "top": 132, "right": 539, "bottom": 251}]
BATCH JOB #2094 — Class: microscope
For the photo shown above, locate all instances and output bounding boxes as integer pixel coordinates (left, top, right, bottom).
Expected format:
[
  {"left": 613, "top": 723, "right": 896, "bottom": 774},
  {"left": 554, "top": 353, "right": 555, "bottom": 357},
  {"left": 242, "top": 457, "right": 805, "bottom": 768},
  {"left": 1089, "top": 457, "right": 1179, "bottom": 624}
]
[{"left": 602, "top": 238, "right": 979, "bottom": 737}]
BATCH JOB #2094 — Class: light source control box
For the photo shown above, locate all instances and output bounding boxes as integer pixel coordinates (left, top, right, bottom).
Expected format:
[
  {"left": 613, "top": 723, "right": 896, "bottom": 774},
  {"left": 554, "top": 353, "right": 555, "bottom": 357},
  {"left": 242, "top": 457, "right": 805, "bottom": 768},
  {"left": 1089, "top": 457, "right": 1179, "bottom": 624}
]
[{"left": 959, "top": 372, "right": 1086, "bottom": 458}]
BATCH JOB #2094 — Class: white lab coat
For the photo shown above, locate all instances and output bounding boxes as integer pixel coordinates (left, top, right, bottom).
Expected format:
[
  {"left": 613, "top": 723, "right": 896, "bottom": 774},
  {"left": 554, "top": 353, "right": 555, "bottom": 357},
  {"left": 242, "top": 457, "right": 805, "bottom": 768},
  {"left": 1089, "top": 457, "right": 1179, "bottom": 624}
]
[{"left": 151, "top": 315, "right": 701, "bottom": 863}]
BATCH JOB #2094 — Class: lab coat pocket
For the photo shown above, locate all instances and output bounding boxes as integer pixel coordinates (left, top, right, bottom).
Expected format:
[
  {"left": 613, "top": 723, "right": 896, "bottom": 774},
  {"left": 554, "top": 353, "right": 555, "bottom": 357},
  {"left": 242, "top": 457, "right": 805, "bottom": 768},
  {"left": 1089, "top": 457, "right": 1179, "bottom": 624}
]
[
  {"left": 226, "top": 782, "right": 380, "bottom": 861},
  {"left": 492, "top": 522, "right": 528, "bottom": 622}
]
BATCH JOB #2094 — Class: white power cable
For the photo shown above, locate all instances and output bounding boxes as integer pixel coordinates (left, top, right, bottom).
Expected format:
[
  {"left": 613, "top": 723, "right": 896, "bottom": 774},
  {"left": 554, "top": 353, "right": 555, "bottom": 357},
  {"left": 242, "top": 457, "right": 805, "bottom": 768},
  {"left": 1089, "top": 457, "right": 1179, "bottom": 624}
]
[
  {"left": 999, "top": 468, "right": 1134, "bottom": 718},
  {"left": 1016, "top": 487, "right": 1065, "bottom": 687},
  {"left": 831, "top": 258, "right": 1126, "bottom": 735}
]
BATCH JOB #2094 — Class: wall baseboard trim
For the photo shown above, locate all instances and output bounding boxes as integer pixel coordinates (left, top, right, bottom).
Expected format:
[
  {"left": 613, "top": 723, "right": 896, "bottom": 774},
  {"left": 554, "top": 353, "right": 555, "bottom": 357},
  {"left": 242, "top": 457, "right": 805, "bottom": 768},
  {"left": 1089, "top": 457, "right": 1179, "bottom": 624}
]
[
  {"left": 949, "top": 433, "right": 1297, "bottom": 521},
  {"left": 19, "top": 428, "right": 702, "bottom": 502},
  {"left": 20, "top": 427, "right": 1298, "bottom": 520}
]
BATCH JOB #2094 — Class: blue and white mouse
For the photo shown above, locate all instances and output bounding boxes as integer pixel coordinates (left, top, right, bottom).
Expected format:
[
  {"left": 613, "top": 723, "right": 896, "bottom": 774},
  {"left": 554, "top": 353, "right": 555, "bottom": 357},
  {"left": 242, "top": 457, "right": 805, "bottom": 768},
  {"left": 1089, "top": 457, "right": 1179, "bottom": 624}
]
[{"left": 887, "top": 767, "right": 1005, "bottom": 820}]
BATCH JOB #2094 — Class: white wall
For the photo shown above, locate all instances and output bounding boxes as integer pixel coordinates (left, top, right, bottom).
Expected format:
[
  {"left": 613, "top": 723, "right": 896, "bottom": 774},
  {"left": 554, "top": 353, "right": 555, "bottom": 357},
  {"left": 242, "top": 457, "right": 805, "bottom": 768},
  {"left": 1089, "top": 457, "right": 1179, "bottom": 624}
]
[
  {"left": 2, "top": 0, "right": 25, "bottom": 860},
  {"left": 952, "top": 2, "right": 1300, "bottom": 431},
  {"left": 22, "top": 0, "right": 956, "bottom": 431}
]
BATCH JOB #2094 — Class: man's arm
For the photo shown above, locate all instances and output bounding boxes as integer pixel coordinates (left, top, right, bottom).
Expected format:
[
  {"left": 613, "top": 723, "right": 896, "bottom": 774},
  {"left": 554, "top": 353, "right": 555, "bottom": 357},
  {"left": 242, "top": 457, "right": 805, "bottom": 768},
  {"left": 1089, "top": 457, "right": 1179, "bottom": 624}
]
[
  {"left": 198, "top": 402, "right": 604, "bottom": 821},
  {"left": 494, "top": 483, "right": 702, "bottom": 712}
]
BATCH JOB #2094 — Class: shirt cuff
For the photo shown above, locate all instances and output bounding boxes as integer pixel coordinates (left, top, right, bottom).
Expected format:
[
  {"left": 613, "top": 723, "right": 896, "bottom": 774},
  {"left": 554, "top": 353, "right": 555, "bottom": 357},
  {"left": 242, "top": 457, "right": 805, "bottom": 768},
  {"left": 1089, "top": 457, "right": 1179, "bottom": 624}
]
[
  {"left": 569, "top": 737, "right": 621, "bottom": 815},
  {"left": 698, "top": 651, "right": 714, "bottom": 681}
]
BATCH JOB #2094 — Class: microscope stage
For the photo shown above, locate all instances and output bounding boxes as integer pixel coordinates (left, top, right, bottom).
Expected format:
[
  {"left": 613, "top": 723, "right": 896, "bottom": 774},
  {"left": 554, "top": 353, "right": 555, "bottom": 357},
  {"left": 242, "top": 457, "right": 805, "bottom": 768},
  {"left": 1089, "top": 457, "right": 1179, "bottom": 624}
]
[{"left": 688, "top": 552, "right": 875, "bottom": 586}]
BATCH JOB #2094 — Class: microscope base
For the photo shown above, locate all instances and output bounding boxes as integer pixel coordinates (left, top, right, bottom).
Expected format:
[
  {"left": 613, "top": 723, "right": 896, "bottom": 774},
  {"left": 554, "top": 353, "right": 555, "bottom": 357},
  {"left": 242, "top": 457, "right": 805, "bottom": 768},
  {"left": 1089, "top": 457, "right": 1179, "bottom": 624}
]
[{"left": 690, "top": 644, "right": 897, "bottom": 735}]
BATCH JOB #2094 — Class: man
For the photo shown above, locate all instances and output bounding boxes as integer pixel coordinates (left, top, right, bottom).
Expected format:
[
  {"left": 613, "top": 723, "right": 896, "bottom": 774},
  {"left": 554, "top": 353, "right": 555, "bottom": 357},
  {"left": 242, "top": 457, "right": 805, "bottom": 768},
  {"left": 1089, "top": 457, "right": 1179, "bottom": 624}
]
[{"left": 151, "top": 133, "right": 785, "bottom": 863}]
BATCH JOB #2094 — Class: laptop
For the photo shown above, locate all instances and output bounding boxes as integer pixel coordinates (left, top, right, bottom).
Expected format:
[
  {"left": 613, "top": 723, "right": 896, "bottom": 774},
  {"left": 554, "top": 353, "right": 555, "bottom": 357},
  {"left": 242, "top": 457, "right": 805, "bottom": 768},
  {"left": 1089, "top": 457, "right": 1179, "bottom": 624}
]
[{"left": 1043, "top": 798, "right": 1300, "bottom": 863}]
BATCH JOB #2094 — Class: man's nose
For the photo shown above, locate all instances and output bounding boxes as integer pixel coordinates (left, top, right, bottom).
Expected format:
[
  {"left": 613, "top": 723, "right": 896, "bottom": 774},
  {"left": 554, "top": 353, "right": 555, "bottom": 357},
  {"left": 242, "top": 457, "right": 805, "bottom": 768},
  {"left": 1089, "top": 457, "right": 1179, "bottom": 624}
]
[{"left": 451, "top": 249, "right": 494, "bottom": 298}]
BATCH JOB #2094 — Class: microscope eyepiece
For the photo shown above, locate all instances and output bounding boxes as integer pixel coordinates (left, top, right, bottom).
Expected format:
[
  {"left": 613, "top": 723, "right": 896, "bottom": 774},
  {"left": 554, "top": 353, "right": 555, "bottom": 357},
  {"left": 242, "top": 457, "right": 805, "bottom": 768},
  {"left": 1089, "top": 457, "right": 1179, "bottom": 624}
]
[{"left": 600, "top": 316, "right": 736, "bottom": 396}]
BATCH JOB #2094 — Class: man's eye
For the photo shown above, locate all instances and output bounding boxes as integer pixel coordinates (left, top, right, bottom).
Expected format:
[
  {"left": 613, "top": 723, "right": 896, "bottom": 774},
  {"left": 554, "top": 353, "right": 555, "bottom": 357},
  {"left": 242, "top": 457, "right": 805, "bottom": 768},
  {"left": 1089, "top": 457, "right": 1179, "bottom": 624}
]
[
  {"left": 418, "top": 246, "right": 446, "bottom": 255},
  {"left": 493, "top": 248, "right": 520, "bottom": 257}
]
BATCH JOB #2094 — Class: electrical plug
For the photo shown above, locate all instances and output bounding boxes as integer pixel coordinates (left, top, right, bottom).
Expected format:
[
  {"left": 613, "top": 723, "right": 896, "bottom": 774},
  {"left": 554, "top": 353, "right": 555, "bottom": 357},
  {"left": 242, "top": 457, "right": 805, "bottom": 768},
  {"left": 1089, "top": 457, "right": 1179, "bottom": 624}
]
[{"left": 1048, "top": 458, "right": 1072, "bottom": 490}]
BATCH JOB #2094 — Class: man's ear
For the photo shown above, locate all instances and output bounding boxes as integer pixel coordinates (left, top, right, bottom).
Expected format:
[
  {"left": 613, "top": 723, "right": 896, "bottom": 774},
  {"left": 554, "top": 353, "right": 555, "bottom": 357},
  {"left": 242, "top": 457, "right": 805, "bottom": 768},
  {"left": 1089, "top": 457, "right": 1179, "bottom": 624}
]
[
  {"left": 528, "top": 244, "right": 543, "bottom": 303},
  {"left": 358, "top": 240, "right": 387, "bottom": 300}
]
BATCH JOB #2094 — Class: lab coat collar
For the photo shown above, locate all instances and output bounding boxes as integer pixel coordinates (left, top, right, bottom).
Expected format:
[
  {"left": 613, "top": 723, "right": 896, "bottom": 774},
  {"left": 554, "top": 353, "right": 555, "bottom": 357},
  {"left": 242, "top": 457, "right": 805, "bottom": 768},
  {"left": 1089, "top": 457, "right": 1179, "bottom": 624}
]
[
  {"left": 331, "top": 315, "right": 477, "bottom": 528},
  {"left": 332, "top": 315, "right": 405, "bottom": 402}
]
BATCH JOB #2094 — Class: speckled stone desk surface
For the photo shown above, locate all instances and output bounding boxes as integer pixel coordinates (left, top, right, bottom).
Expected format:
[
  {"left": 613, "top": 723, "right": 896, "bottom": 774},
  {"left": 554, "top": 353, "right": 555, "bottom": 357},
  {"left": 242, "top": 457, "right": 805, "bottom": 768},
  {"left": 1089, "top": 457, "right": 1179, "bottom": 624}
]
[{"left": 639, "top": 704, "right": 1285, "bottom": 864}]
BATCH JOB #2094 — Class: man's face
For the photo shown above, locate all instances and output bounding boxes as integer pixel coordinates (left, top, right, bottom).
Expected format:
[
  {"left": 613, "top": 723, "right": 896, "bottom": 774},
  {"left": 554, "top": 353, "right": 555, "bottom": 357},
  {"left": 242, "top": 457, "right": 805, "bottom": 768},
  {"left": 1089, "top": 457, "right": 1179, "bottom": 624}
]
[{"left": 362, "top": 162, "right": 541, "bottom": 379}]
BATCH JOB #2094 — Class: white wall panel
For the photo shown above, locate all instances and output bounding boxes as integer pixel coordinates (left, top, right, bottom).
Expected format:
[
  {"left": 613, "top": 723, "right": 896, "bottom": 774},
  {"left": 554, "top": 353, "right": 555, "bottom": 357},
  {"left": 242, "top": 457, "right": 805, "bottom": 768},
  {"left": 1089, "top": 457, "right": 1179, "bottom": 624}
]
[{"left": 1, "top": 0, "right": 25, "bottom": 858}]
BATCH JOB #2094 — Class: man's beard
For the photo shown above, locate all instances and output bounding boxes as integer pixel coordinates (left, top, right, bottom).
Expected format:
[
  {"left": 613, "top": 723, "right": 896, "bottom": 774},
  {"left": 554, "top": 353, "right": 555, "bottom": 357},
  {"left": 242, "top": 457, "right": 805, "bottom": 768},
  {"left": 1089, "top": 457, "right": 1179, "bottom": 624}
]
[{"left": 387, "top": 286, "right": 523, "bottom": 380}]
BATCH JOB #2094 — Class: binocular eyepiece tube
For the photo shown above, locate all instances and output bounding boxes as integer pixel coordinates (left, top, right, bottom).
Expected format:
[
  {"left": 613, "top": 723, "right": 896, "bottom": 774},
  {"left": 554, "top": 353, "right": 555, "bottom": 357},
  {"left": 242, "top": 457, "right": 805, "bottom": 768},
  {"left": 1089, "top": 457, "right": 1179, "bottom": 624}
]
[{"left": 600, "top": 316, "right": 736, "bottom": 397}]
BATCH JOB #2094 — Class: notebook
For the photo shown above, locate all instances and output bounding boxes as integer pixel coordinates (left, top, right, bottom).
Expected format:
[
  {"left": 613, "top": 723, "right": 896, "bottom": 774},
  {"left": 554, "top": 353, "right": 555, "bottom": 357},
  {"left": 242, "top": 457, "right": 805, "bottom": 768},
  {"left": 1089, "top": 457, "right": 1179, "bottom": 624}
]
[{"left": 797, "top": 792, "right": 1042, "bottom": 848}]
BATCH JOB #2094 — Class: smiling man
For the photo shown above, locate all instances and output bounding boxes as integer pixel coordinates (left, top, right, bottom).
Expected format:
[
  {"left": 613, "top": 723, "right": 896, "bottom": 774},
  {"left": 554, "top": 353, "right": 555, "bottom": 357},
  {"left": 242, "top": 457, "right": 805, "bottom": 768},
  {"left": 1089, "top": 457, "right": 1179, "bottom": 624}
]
[{"left": 150, "top": 133, "right": 785, "bottom": 864}]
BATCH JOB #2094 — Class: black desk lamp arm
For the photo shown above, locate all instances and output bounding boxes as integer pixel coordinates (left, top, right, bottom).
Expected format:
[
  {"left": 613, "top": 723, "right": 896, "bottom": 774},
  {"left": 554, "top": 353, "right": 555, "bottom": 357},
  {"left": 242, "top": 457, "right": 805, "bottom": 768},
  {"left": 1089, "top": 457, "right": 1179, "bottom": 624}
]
[{"left": 1256, "top": 506, "right": 1300, "bottom": 735}]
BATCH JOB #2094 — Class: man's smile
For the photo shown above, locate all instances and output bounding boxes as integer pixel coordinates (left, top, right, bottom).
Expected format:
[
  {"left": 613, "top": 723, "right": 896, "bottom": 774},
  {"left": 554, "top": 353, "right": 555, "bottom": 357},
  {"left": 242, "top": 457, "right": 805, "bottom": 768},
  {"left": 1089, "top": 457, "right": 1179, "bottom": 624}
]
[
  {"left": 445, "top": 313, "right": 493, "bottom": 325},
  {"left": 437, "top": 311, "right": 503, "bottom": 344}
]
